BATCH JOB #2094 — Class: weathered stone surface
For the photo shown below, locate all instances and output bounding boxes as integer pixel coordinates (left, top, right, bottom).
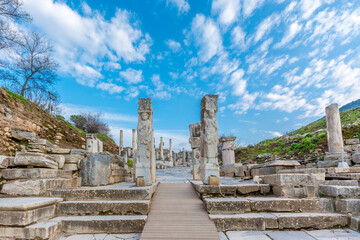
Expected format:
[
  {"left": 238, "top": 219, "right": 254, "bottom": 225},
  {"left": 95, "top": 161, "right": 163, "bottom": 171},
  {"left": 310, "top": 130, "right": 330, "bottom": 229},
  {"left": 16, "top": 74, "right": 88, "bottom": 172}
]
[
  {"left": 189, "top": 122, "right": 201, "bottom": 181},
  {"left": 205, "top": 198, "right": 251, "bottom": 214},
  {"left": 0, "top": 220, "right": 60, "bottom": 239},
  {"left": 336, "top": 199, "right": 360, "bottom": 213},
  {"left": 11, "top": 130, "right": 36, "bottom": 141},
  {"left": 50, "top": 183, "right": 158, "bottom": 200},
  {"left": 319, "top": 185, "right": 360, "bottom": 198},
  {"left": 80, "top": 154, "right": 111, "bottom": 186},
  {"left": 275, "top": 212, "right": 348, "bottom": 229},
  {"left": 1, "top": 168, "right": 68, "bottom": 180},
  {"left": 326, "top": 103, "right": 343, "bottom": 153},
  {"left": 324, "top": 152, "right": 350, "bottom": 161},
  {"left": 219, "top": 136, "right": 236, "bottom": 166},
  {"left": 346, "top": 139, "right": 360, "bottom": 145},
  {"left": 322, "top": 180, "right": 358, "bottom": 186},
  {"left": 352, "top": 153, "right": 360, "bottom": 164},
  {"left": 14, "top": 152, "right": 58, "bottom": 169},
  {"left": 63, "top": 163, "right": 78, "bottom": 171},
  {"left": 192, "top": 182, "right": 270, "bottom": 195},
  {"left": 58, "top": 200, "right": 149, "bottom": 216},
  {"left": 28, "top": 138, "right": 55, "bottom": 148},
  {"left": 50, "top": 154, "right": 65, "bottom": 169},
  {"left": 200, "top": 95, "right": 220, "bottom": 184},
  {"left": 54, "top": 215, "right": 147, "bottom": 234},
  {"left": 318, "top": 159, "right": 351, "bottom": 168},
  {"left": 1, "top": 179, "right": 75, "bottom": 196},
  {"left": 135, "top": 98, "right": 153, "bottom": 186},
  {"left": 86, "top": 134, "right": 103, "bottom": 153},
  {"left": 234, "top": 164, "right": 246, "bottom": 177},
  {"left": 0, "top": 155, "right": 10, "bottom": 168},
  {"left": 351, "top": 215, "right": 360, "bottom": 231},
  {"left": 262, "top": 173, "right": 317, "bottom": 187},
  {"left": 65, "top": 154, "right": 85, "bottom": 164},
  {"left": 278, "top": 168, "right": 325, "bottom": 181},
  {"left": 0, "top": 205, "right": 56, "bottom": 226},
  {"left": 48, "top": 148, "right": 71, "bottom": 154},
  {"left": 71, "top": 149, "right": 86, "bottom": 156},
  {"left": 0, "top": 197, "right": 62, "bottom": 211}
]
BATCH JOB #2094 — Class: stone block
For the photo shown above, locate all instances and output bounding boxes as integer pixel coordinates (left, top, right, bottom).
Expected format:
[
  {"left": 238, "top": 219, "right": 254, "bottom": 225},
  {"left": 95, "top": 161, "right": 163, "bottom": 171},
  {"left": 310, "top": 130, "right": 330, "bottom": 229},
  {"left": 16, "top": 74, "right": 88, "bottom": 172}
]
[
  {"left": 63, "top": 163, "right": 78, "bottom": 171},
  {"left": 324, "top": 152, "right": 350, "bottom": 161},
  {"left": 346, "top": 139, "right": 360, "bottom": 145},
  {"left": 48, "top": 148, "right": 71, "bottom": 154},
  {"left": 65, "top": 154, "right": 85, "bottom": 164},
  {"left": 1, "top": 179, "right": 74, "bottom": 196},
  {"left": 0, "top": 220, "right": 60, "bottom": 239},
  {"left": 336, "top": 199, "right": 360, "bottom": 213},
  {"left": 71, "top": 149, "right": 87, "bottom": 156},
  {"left": 11, "top": 131, "right": 36, "bottom": 141},
  {"left": 319, "top": 185, "right": 360, "bottom": 198},
  {"left": 136, "top": 177, "right": 146, "bottom": 187},
  {"left": 221, "top": 164, "right": 235, "bottom": 177},
  {"left": 50, "top": 154, "right": 65, "bottom": 169},
  {"left": 278, "top": 168, "right": 326, "bottom": 181},
  {"left": 234, "top": 164, "right": 246, "bottom": 177},
  {"left": 80, "top": 154, "right": 111, "bottom": 186},
  {"left": 0, "top": 205, "right": 55, "bottom": 226},
  {"left": 2, "top": 168, "right": 60, "bottom": 180},
  {"left": 14, "top": 152, "right": 58, "bottom": 169},
  {"left": 353, "top": 153, "right": 360, "bottom": 164},
  {"left": 209, "top": 176, "right": 220, "bottom": 185},
  {"left": 0, "top": 155, "right": 9, "bottom": 168},
  {"left": 205, "top": 198, "right": 251, "bottom": 214},
  {"left": 322, "top": 180, "right": 358, "bottom": 186},
  {"left": 28, "top": 138, "right": 55, "bottom": 148},
  {"left": 350, "top": 215, "right": 360, "bottom": 231},
  {"left": 262, "top": 174, "right": 317, "bottom": 187}
]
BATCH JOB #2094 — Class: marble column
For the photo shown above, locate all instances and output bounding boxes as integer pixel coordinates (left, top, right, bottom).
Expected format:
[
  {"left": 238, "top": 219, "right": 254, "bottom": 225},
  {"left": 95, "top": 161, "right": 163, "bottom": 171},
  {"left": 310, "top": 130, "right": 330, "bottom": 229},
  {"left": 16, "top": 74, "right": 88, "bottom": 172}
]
[
  {"left": 219, "top": 137, "right": 236, "bottom": 166},
  {"left": 132, "top": 129, "right": 136, "bottom": 157},
  {"left": 200, "top": 95, "right": 220, "bottom": 185},
  {"left": 326, "top": 103, "right": 343, "bottom": 153},
  {"left": 119, "top": 130, "right": 123, "bottom": 154},
  {"left": 135, "top": 98, "right": 152, "bottom": 186},
  {"left": 151, "top": 133, "right": 156, "bottom": 183},
  {"left": 182, "top": 147, "right": 186, "bottom": 166},
  {"left": 189, "top": 122, "right": 201, "bottom": 180},
  {"left": 160, "top": 137, "right": 164, "bottom": 161},
  {"left": 169, "top": 139, "right": 173, "bottom": 164}
]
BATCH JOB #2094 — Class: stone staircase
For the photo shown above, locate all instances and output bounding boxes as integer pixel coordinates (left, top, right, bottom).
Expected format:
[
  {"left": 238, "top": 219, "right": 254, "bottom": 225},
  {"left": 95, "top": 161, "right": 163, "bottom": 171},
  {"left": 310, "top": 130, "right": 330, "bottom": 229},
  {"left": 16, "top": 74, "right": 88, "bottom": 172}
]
[
  {"left": 205, "top": 197, "right": 348, "bottom": 231},
  {"left": 49, "top": 183, "right": 158, "bottom": 237}
]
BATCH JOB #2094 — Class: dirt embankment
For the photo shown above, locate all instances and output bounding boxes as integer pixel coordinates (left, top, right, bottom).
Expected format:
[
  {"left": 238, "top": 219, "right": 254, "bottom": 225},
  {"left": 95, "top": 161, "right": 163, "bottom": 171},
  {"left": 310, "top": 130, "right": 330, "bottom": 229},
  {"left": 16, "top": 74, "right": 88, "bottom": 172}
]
[{"left": 0, "top": 88, "right": 119, "bottom": 155}]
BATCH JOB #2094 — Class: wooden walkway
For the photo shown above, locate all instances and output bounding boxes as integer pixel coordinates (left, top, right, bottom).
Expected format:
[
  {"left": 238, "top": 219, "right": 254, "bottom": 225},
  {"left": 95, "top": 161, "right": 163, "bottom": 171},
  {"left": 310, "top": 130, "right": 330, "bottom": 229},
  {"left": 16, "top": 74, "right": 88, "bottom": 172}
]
[{"left": 140, "top": 183, "right": 219, "bottom": 240}]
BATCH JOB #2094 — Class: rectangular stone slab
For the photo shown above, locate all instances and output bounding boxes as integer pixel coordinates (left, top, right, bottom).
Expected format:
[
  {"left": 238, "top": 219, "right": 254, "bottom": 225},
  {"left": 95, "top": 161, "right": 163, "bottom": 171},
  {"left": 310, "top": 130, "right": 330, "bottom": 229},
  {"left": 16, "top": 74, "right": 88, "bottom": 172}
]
[
  {"left": 0, "top": 197, "right": 62, "bottom": 211},
  {"left": 14, "top": 152, "right": 58, "bottom": 169},
  {"left": 1, "top": 169, "right": 64, "bottom": 180},
  {"left": 0, "top": 220, "right": 60, "bottom": 239},
  {"left": 0, "top": 205, "right": 56, "bottom": 226}
]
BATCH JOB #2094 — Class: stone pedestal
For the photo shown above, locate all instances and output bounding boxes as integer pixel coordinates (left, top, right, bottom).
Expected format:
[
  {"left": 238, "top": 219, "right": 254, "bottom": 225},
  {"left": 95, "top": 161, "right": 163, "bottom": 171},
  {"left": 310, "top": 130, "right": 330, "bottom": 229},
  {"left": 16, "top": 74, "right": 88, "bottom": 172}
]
[
  {"left": 135, "top": 99, "right": 153, "bottom": 186},
  {"left": 86, "top": 134, "right": 103, "bottom": 153},
  {"left": 189, "top": 122, "right": 201, "bottom": 180},
  {"left": 219, "top": 136, "right": 236, "bottom": 166},
  {"left": 200, "top": 95, "right": 220, "bottom": 185},
  {"left": 326, "top": 103, "right": 343, "bottom": 154}
]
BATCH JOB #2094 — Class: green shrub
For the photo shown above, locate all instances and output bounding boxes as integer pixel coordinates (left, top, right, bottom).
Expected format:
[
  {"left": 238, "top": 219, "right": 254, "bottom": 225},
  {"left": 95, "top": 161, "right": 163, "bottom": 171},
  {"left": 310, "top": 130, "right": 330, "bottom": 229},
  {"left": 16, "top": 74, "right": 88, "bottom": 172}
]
[
  {"left": 318, "top": 132, "right": 327, "bottom": 138},
  {"left": 56, "top": 115, "right": 65, "bottom": 121},
  {"left": 127, "top": 159, "right": 133, "bottom": 167},
  {"left": 311, "top": 137, "right": 319, "bottom": 143}
]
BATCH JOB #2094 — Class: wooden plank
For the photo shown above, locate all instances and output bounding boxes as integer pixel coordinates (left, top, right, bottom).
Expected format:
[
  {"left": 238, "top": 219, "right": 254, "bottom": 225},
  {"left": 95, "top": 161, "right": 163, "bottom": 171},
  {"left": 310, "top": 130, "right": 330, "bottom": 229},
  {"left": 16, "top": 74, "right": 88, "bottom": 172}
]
[{"left": 140, "top": 183, "right": 219, "bottom": 240}]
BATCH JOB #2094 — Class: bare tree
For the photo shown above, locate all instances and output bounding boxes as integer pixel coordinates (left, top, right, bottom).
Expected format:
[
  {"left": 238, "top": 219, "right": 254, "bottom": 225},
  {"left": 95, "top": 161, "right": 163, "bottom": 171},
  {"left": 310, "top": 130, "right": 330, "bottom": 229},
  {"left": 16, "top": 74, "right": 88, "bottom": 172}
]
[
  {"left": 70, "top": 113, "right": 110, "bottom": 135},
  {"left": 0, "top": 31, "right": 58, "bottom": 99},
  {"left": 0, "top": 0, "right": 31, "bottom": 50}
]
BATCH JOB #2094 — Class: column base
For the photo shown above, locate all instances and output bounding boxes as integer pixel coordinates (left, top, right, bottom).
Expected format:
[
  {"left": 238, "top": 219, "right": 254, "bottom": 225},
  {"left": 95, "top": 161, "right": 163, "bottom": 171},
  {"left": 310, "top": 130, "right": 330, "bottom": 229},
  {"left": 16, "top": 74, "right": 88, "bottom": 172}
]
[{"left": 200, "top": 163, "right": 219, "bottom": 185}]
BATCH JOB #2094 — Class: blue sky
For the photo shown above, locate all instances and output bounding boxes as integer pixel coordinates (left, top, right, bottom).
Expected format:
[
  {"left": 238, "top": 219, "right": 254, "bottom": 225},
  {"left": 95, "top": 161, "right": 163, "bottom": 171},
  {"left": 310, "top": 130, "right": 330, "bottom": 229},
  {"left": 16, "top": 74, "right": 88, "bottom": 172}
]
[{"left": 20, "top": 0, "right": 360, "bottom": 150}]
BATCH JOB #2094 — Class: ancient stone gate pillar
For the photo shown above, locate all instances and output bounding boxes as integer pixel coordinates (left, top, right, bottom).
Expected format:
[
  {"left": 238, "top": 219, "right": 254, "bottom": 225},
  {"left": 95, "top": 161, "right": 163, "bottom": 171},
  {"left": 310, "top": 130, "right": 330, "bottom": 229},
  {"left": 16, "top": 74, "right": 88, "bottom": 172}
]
[
  {"left": 169, "top": 139, "right": 173, "bottom": 163},
  {"left": 200, "top": 95, "right": 220, "bottom": 185},
  {"left": 135, "top": 98, "right": 153, "bottom": 186},
  {"left": 326, "top": 103, "right": 343, "bottom": 153},
  {"left": 151, "top": 133, "right": 156, "bottom": 182},
  {"left": 160, "top": 137, "right": 164, "bottom": 161},
  {"left": 219, "top": 137, "right": 236, "bottom": 166},
  {"left": 189, "top": 122, "right": 201, "bottom": 180},
  {"left": 182, "top": 148, "right": 186, "bottom": 166}
]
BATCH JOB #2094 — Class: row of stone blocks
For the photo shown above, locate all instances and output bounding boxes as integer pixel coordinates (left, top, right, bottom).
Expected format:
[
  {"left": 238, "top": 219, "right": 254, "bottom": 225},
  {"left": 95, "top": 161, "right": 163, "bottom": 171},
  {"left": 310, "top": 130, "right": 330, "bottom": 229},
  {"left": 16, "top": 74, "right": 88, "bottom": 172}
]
[{"left": 0, "top": 183, "right": 159, "bottom": 239}]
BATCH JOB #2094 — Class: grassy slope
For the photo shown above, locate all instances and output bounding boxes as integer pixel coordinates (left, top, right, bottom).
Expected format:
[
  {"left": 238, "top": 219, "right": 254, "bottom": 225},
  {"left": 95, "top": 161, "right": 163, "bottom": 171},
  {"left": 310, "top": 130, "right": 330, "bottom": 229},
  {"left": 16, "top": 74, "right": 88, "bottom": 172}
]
[
  {"left": 235, "top": 107, "right": 360, "bottom": 164},
  {"left": 0, "top": 88, "right": 119, "bottom": 155}
]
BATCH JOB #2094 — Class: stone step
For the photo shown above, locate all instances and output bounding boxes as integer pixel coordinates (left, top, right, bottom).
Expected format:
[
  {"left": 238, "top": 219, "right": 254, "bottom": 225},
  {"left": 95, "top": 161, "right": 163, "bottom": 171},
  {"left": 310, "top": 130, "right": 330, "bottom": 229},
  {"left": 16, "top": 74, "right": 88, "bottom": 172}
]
[
  {"left": 57, "top": 200, "right": 150, "bottom": 216},
  {"left": 1, "top": 168, "right": 73, "bottom": 180},
  {"left": 50, "top": 183, "right": 158, "bottom": 200},
  {"left": 209, "top": 212, "right": 348, "bottom": 231},
  {"left": 0, "top": 220, "right": 60, "bottom": 239},
  {"left": 319, "top": 185, "right": 360, "bottom": 198},
  {"left": 204, "top": 197, "right": 333, "bottom": 214},
  {"left": 336, "top": 199, "right": 360, "bottom": 213},
  {"left": 192, "top": 182, "right": 271, "bottom": 196},
  {"left": 52, "top": 215, "right": 147, "bottom": 234},
  {"left": 0, "top": 197, "right": 62, "bottom": 226},
  {"left": 1, "top": 178, "right": 77, "bottom": 196}
]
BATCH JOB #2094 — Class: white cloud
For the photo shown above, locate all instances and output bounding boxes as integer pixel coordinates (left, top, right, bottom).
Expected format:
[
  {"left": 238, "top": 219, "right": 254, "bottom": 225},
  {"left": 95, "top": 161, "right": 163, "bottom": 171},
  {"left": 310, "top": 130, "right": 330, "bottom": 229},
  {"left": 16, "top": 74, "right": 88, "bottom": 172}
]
[
  {"left": 228, "top": 92, "right": 259, "bottom": 114},
  {"left": 300, "top": 0, "right": 322, "bottom": 19},
  {"left": 191, "top": 14, "right": 223, "bottom": 62},
  {"left": 119, "top": 68, "right": 143, "bottom": 84},
  {"left": 23, "top": 0, "right": 152, "bottom": 87},
  {"left": 229, "top": 69, "right": 247, "bottom": 96},
  {"left": 243, "top": 0, "right": 265, "bottom": 18},
  {"left": 96, "top": 82, "right": 125, "bottom": 94},
  {"left": 166, "top": 39, "right": 181, "bottom": 52},
  {"left": 259, "top": 38, "right": 273, "bottom": 52},
  {"left": 275, "top": 21, "right": 302, "bottom": 48},
  {"left": 166, "top": 0, "right": 190, "bottom": 14},
  {"left": 254, "top": 13, "right": 280, "bottom": 43},
  {"left": 231, "top": 26, "right": 247, "bottom": 51},
  {"left": 211, "top": 0, "right": 241, "bottom": 25},
  {"left": 266, "top": 131, "right": 283, "bottom": 137}
]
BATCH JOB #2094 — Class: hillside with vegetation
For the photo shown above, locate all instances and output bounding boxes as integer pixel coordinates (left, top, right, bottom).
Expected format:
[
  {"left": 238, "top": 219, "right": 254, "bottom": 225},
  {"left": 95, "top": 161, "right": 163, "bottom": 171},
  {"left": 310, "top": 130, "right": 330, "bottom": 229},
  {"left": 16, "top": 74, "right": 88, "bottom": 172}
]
[
  {"left": 0, "top": 88, "right": 119, "bottom": 155},
  {"left": 235, "top": 106, "right": 360, "bottom": 164}
]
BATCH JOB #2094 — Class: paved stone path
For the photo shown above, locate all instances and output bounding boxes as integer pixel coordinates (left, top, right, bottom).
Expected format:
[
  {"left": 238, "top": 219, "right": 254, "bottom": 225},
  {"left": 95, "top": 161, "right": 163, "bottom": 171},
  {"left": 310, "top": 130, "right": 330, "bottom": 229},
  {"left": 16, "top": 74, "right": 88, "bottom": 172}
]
[{"left": 140, "top": 182, "right": 219, "bottom": 239}]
